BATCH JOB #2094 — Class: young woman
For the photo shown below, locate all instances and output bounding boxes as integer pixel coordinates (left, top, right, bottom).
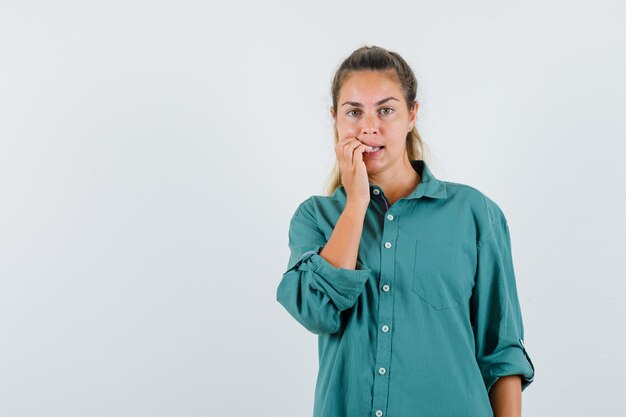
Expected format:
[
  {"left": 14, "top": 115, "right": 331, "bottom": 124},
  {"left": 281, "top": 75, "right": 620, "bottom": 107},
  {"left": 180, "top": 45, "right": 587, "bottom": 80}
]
[{"left": 276, "top": 45, "right": 535, "bottom": 417}]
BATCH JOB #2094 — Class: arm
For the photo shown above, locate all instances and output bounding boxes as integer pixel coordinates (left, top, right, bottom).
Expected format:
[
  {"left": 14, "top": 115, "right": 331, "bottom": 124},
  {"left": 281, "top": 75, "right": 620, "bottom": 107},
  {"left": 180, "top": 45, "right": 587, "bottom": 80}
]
[
  {"left": 318, "top": 200, "right": 368, "bottom": 269},
  {"left": 275, "top": 198, "right": 372, "bottom": 335},
  {"left": 489, "top": 375, "right": 522, "bottom": 417},
  {"left": 470, "top": 217, "right": 535, "bottom": 411}
]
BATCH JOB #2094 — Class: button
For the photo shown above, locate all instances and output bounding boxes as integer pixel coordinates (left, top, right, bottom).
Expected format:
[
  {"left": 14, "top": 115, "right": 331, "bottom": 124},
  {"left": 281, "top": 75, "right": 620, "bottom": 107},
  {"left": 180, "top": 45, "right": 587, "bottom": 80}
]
[
  {"left": 386, "top": 214, "right": 394, "bottom": 220},
  {"left": 382, "top": 325, "right": 389, "bottom": 332},
  {"left": 373, "top": 188, "right": 380, "bottom": 195},
  {"left": 382, "top": 284, "right": 390, "bottom": 292},
  {"left": 379, "top": 367, "right": 386, "bottom": 375},
  {"left": 375, "top": 410, "right": 383, "bottom": 417},
  {"left": 384, "top": 242, "right": 392, "bottom": 248}
]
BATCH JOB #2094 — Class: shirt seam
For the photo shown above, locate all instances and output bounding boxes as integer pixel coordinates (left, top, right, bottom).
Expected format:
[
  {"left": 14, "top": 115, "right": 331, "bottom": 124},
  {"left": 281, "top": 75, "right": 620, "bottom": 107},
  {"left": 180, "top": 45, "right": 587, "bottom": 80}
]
[
  {"left": 476, "top": 219, "right": 506, "bottom": 252},
  {"left": 291, "top": 197, "right": 319, "bottom": 230}
]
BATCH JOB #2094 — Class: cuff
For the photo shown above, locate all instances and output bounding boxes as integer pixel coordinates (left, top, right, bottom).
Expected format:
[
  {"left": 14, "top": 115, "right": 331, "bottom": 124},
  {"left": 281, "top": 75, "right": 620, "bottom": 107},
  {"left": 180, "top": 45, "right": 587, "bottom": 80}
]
[
  {"left": 481, "top": 339, "right": 536, "bottom": 393},
  {"left": 296, "top": 250, "right": 372, "bottom": 311}
]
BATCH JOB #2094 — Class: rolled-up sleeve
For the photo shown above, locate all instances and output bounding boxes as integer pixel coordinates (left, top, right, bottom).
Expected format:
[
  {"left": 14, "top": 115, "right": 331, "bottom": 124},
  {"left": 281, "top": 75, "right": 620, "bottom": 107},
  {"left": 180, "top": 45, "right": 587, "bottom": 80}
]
[
  {"left": 470, "top": 218, "right": 536, "bottom": 393},
  {"left": 276, "top": 198, "right": 372, "bottom": 335}
]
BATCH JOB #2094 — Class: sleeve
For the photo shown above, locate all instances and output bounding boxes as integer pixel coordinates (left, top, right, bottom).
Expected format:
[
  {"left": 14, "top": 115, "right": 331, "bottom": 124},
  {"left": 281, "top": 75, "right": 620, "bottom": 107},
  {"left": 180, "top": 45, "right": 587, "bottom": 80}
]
[
  {"left": 470, "top": 218, "right": 536, "bottom": 393},
  {"left": 275, "top": 199, "right": 373, "bottom": 335}
]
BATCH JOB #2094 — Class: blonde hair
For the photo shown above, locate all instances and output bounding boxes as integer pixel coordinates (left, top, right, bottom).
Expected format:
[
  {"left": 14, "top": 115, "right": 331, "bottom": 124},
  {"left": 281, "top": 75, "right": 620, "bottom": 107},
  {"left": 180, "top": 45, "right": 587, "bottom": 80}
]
[{"left": 325, "top": 45, "right": 428, "bottom": 196}]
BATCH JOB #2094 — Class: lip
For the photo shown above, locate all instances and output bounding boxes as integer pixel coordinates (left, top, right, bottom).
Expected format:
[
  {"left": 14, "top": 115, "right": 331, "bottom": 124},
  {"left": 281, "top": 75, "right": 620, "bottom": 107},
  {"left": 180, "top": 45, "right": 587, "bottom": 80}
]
[
  {"left": 363, "top": 146, "right": 384, "bottom": 158},
  {"left": 359, "top": 140, "right": 383, "bottom": 147}
]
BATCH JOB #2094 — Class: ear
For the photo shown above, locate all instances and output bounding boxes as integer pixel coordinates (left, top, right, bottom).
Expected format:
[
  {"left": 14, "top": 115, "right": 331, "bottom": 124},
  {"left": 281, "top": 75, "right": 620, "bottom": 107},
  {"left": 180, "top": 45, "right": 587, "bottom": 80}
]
[
  {"left": 330, "top": 106, "right": 336, "bottom": 121},
  {"left": 408, "top": 101, "right": 419, "bottom": 131}
]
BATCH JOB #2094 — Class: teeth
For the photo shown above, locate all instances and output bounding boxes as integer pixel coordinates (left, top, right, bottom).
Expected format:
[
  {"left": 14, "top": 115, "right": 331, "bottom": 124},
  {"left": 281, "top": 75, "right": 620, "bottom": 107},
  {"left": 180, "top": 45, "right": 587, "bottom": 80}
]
[{"left": 368, "top": 146, "right": 382, "bottom": 152}]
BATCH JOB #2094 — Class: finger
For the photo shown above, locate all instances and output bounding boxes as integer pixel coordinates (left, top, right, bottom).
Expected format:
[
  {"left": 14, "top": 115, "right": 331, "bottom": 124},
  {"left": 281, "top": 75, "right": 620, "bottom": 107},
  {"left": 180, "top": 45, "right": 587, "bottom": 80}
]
[
  {"left": 350, "top": 138, "right": 374, "bottom": 152},
  {"left": 343, "top": 138, "right": 371, "bottom": 162},
  {"left": 340, "top": 137, "right": 361, "bottom": 153},
  {"left": 341, "top": 138, "right": 362, "bottom": 166},
  {"left": 353, "top": 143, "right": 372, "bottom": 166},
  {"left": 336, "top": 137, "right": 355, "bottom": 157},
  {"left": 336, "top": 136, "right": 357, "bottom": 153}
]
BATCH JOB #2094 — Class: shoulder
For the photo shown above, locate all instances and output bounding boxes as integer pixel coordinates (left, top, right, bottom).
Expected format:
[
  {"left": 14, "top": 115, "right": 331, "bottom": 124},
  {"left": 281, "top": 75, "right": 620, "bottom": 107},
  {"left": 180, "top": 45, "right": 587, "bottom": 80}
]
[
  {"left": 443, "top": 180, "right": 513, "bottom": 250},
  {"left": 290, "top": 193, "right": 329, "bottom": 219},
  {"left": 289, "top": 188, "right": 348, "bottom": 236},
  {"left": 292, "top": 187, "right": 346, "bottom": 217},
  {"left": 290, "top": 195, "right": 317, "bottom": 223},
  {"left": 442, "top": 179, "right": 508, "bottom": 225}
]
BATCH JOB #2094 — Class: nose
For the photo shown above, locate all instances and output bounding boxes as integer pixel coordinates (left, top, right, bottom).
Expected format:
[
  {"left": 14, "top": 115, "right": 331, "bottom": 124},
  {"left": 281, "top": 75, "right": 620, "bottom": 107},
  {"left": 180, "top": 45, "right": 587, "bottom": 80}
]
[{"left": 360, "top": 113, "right": 379, "bottom": 136}]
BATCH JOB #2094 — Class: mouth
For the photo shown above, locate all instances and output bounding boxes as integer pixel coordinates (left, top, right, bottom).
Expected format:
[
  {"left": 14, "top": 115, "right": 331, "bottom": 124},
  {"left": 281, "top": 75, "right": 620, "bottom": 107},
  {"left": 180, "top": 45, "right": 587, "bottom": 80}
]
[{"left": 363, "top": 145, "right": 384, "bottom": 157}]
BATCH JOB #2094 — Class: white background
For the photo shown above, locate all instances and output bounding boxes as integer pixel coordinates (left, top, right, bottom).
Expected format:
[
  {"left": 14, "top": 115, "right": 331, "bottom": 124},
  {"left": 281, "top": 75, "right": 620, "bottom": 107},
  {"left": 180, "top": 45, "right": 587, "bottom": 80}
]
[{"left": 1, "top": 1, "right": 624, "bottom": 416}]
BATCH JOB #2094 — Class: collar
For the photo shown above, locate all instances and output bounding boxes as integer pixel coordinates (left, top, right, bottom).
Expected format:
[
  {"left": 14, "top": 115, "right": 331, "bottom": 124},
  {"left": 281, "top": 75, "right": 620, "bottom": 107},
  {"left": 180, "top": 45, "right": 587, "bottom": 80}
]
[
  {"left": 334, "top": 159, "right": 448, "bottom": 200},
  {"left": 366, "top": 159, "right": 447, "bottom": 200},
  {"left": 403, "top": 159, "right": 448, "bottom": 199}
]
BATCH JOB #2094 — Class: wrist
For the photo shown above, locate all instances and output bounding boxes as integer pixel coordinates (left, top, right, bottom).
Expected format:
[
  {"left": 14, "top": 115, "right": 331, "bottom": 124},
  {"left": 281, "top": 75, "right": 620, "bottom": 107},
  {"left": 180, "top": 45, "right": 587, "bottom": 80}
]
[{"left": 345, "top": 199, "right": 369, "bottom": 214}]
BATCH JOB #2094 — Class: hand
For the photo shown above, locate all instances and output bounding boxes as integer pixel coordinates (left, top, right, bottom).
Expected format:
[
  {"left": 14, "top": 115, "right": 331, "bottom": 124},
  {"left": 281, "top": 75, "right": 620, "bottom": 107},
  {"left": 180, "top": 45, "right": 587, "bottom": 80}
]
[{"left": 335, "top": 137, "right": 373, "bottom": 207}]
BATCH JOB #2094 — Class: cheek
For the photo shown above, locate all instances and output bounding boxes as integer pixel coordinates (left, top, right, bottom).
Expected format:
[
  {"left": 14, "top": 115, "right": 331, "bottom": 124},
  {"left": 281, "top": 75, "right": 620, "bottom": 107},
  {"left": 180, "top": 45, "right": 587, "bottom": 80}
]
[
  {"left": 387, "top": 133, "right": 408, "bottom": 150},
  {"left": 388, "top": 124, "right": 409, "bottom": 140},
  {"left": 337, "top": 123, "right": 360, "bottom": 136}
]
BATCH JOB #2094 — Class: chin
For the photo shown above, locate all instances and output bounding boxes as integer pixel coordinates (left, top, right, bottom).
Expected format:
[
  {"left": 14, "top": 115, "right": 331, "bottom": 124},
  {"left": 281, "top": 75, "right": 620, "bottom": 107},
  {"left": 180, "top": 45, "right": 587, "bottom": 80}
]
[{"left": 364, "top": 159, "right": 385, "bottom": 171}]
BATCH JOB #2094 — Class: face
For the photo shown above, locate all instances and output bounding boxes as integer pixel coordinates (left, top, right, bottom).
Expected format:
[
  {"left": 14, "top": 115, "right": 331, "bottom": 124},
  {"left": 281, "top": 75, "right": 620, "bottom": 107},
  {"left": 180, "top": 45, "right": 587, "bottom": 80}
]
[{"left": 330, "top": 70, "right": 418, "bottom": 172}]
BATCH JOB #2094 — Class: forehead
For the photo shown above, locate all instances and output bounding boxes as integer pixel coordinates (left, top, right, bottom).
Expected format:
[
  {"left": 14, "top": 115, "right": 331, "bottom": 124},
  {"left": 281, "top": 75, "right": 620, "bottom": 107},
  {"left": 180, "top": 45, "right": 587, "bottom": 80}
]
[{"left": 340, "top": 70, "right": 402, "bottom": 102}]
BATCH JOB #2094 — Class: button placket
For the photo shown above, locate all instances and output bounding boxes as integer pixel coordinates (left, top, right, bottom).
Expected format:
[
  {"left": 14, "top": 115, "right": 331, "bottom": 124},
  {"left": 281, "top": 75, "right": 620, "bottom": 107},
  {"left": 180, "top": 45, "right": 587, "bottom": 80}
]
[
  {"left": 372, "top": 206, "right": 396, "bottom": 417},
  {"left": 371, "top": 187, "right": 389, "bottom": 212}
]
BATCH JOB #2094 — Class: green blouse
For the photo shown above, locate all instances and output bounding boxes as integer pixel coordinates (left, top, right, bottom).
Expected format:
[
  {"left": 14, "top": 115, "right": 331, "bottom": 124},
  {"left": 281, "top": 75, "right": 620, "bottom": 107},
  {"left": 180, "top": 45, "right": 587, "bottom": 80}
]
[{"left": 276, "top": 159, "right": 535, "bottom": 417}]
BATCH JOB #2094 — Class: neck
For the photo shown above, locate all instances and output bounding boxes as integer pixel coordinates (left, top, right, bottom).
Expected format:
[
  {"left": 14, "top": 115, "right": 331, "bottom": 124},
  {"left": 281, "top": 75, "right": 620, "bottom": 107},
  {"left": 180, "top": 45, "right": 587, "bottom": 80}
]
[{"left": 368, "top": 157, "right": 421, "bottom": 205}]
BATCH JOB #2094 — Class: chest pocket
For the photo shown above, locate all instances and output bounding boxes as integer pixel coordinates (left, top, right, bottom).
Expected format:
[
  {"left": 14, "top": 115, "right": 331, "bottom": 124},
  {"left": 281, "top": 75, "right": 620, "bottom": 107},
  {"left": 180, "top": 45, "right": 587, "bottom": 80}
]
[{"left": 412, "top": 239, "right": 466, "bottom": 311}]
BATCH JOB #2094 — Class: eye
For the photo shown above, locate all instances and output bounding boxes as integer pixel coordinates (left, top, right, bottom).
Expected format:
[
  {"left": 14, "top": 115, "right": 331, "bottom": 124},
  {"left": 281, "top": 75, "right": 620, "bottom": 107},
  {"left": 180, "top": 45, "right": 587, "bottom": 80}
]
[
  {"left": 380, "top": 107, "right": 394, "bottom": 115},
  {"left": 347, "top": 109, "right": 361, "bottom": 117}
]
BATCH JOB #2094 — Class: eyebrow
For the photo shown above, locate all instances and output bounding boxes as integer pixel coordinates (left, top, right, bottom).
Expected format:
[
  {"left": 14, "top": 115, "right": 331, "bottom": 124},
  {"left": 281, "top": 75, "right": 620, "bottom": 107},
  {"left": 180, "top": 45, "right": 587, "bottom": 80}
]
[{"left": 341, "top": 96, "right": 400, "bottom": 107}]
